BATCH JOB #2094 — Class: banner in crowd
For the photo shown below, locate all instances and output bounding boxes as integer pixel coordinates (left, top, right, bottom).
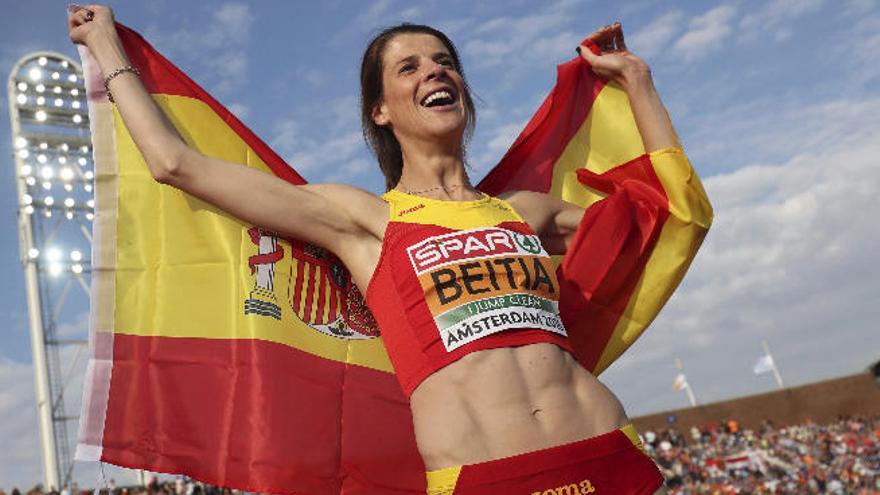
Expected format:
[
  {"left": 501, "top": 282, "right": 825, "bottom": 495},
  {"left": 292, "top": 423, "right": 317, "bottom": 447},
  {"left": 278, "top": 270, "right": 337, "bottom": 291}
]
[{"left": 76, "top": 25, "right": 711, "bottom": 494}]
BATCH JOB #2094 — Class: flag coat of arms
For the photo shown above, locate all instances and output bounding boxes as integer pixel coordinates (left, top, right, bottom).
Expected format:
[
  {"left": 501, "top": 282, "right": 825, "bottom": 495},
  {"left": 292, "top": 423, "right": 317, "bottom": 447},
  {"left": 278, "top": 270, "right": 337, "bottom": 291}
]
[{"left": 76, "top": 25, "right": 712, "bottom": 494}]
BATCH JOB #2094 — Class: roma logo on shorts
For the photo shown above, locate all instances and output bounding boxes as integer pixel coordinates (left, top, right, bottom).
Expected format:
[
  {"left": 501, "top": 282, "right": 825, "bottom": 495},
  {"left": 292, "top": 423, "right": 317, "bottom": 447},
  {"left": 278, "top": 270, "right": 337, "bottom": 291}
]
[
  {"left": 243, "top": 226, "right": 379, "bottom": 339},
  {"left": 531, "top": 478, "right": 596, "bottom": 495}
]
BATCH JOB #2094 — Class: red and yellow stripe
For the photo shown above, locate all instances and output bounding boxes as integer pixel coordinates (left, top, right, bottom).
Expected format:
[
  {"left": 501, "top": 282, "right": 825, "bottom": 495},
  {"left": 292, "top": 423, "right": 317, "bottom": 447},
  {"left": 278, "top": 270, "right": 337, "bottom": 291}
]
[{"left": 77, "top": 24, "right": 424, "bottom": 494}]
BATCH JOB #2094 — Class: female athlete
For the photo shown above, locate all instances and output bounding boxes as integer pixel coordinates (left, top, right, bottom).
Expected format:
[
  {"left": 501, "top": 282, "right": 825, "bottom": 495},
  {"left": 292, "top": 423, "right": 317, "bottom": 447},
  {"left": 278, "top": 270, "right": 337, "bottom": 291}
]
[{"left": 70, "top": 6, "right": 677, "bottom": 494}]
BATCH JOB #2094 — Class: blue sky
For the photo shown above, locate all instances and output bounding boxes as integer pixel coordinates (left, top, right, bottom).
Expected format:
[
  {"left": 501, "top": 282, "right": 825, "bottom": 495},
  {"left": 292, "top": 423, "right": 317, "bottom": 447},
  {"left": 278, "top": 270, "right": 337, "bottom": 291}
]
[{"left": 1, "top": 0, "right": 879, "bottom": 488}]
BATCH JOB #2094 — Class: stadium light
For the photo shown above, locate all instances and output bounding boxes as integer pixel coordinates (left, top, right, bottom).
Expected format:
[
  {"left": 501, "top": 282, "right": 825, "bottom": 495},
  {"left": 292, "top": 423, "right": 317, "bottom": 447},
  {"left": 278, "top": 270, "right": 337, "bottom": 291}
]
[
  {"left": 48, "top": 263, "right": 63, "bottom": 277},
  {"left": 8, "top": 51, "right": 91, "bottom": 489}
]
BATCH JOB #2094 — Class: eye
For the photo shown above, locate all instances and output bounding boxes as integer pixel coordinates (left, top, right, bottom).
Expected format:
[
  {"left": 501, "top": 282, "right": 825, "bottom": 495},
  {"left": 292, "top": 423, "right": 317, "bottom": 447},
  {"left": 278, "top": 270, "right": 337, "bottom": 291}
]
[
  {"left": 398, "top": 63, "right": 416, "bottom": 74},
  {"left": 438, "top": 58, "right": 455, "bottom": 69}
]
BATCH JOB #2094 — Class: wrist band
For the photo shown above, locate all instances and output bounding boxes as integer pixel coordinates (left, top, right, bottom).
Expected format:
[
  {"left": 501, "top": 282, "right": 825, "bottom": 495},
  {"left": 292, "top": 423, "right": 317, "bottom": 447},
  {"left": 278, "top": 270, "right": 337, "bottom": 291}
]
[{"left": 103, "top": 65, "right": 141, "bottom": 103}]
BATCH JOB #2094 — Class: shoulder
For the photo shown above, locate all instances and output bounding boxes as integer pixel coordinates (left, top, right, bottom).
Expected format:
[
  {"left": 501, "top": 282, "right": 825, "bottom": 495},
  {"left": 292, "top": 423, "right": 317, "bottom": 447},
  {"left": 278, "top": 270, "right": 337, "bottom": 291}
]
[
  {"left": 494, "top": 190, "right": 583, "bottom": 241},
  {"left": 300, "top": 183, "right": 389, "bottom": 237},
  {"left": 300, "top": 184, "right": 386, "bottom": 209},
  {"left": 496, "top": 190, "right": 572, "bottom": 218}
]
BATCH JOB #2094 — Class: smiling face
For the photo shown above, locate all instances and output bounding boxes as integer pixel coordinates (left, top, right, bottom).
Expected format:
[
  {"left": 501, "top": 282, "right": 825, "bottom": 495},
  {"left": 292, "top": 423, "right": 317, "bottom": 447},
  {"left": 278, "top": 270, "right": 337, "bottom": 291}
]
[{"left": 372, "top": 33, "right": 469, "bottom": 147}]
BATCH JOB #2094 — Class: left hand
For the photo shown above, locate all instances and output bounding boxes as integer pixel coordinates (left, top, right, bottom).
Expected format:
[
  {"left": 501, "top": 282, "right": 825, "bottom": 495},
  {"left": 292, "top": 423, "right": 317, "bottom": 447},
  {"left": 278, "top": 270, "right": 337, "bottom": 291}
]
[{"left": 578, "top": 22, "right": 651, "bottom": 91}]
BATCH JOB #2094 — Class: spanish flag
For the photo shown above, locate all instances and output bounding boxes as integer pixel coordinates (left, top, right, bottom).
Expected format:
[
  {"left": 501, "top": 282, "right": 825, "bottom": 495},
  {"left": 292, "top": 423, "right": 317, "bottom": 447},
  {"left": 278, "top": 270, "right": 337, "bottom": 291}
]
[
  {"left": 76, "top": 25, "right": 711, "bottom": 494},
  {"left": 479, "top": 41, "right": 713, "bottom": 375}
]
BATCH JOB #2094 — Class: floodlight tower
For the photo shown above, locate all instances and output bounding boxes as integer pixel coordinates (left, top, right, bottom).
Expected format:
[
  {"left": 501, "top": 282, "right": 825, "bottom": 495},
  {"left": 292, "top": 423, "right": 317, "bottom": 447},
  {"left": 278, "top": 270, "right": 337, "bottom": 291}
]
[{"left": 7, "top": 52, "right": 93, "bottom": 490}]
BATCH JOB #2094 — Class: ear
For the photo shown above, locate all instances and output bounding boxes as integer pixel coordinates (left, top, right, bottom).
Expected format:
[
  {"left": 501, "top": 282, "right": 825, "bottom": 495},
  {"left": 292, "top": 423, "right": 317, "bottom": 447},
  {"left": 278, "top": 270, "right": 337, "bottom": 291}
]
[{"left": 372, "top": 101, "right": 390, "bottom": 126}]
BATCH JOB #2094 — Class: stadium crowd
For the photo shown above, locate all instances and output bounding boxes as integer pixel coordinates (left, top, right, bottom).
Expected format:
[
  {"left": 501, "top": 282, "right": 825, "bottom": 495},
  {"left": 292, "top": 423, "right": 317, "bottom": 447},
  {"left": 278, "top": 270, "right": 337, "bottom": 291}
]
[
  {"left": 1, "top": 416, "right": 877, "bottom": 495},
  {"left": 645, "top": 415, "right": 879, "bottom": 494}
]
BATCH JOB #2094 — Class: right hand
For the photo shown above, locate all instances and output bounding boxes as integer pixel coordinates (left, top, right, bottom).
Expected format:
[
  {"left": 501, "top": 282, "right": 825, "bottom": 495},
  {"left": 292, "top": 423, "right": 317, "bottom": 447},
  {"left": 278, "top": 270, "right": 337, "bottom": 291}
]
[
  {"left": 577, "top": 22, "right": 651, "bottom": 92},
  {"left": 68, "top": 4, "right": 116, "bottom": 46}
]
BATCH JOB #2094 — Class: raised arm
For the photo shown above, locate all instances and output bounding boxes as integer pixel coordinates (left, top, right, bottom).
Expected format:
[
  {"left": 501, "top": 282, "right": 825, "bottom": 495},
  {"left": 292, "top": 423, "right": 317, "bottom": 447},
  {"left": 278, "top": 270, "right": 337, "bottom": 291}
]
[
  {"left": 577, "top": 22, "right": 678, "bottom": 152},
  {"left": 506, "top": 23, "right": 683, "bottom": 253},
  {"left": 67, "top": 5, "right": 385, "bottom": 260}
]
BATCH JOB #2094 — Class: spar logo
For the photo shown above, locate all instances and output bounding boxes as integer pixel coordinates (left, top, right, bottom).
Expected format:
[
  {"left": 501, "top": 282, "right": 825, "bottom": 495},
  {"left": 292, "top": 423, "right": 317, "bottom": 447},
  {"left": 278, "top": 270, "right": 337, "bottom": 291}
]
[
  {"left": 407, "top": 227, "right": 547, "bottom": 274},
  {"left": 243, "top": 227, "right": 379, "bottom": 339}
]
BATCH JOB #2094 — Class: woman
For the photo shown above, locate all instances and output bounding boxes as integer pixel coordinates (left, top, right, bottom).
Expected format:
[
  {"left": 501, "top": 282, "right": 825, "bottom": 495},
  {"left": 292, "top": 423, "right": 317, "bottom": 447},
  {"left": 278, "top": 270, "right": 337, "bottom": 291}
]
[{"left": 70, "top": 5, "right": 677, "bottom": 494}]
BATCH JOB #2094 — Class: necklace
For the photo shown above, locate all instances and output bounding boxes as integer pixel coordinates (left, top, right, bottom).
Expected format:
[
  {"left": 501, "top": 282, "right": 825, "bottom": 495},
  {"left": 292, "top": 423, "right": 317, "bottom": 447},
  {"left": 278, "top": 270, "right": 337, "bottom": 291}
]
[{"left": 401, "top": 183, "right": 474, "bottom": 196}]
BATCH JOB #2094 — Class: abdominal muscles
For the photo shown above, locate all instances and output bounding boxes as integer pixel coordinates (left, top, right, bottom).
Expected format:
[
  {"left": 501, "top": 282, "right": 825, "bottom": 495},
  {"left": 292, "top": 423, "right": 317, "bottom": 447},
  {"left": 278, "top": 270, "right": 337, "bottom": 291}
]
[{"left": 409, "top": 343, "right": 629, "bottom": 470}]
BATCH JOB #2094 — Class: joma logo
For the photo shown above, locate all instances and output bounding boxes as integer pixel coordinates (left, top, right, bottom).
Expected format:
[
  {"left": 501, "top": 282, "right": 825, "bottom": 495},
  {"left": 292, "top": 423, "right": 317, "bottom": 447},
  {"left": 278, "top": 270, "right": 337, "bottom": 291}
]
[{"left": 531, "top": 478, "right": 596, "bottom": 495}]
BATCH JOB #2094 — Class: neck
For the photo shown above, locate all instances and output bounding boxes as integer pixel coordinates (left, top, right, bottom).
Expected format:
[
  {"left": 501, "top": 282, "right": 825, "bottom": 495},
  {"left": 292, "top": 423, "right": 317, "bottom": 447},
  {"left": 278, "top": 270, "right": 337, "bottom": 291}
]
[{"left": 396, "top": 137, "right": 476, "bottom": 200}]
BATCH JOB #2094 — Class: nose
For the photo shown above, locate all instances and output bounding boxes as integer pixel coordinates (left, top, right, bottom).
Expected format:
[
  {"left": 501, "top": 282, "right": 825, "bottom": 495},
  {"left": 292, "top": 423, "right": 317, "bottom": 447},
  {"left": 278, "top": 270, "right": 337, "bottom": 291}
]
[{"left": 423, "top": 60, "right": 447, "bottom": 81}]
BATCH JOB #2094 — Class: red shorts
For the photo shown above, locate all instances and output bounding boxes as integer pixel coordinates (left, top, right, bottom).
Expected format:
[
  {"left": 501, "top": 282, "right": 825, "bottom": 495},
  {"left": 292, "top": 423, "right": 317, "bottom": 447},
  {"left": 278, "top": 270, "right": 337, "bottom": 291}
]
[{"left": 426, "top": 425, "right": 664, "bottom": 494}]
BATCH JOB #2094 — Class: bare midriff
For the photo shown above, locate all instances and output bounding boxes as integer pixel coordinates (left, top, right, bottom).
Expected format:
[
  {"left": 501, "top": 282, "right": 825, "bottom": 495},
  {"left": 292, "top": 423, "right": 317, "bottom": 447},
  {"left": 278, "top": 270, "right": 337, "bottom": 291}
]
[{"left": 409, "top": 342, "right": 630, "bottom": 471}]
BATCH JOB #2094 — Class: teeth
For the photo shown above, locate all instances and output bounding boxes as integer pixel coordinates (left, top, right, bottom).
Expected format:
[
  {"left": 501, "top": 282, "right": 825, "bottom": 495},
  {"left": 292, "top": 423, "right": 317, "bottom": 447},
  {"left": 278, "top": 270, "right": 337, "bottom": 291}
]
[{"left": 423, "top": 90, "right": 452, "bottom": 107}]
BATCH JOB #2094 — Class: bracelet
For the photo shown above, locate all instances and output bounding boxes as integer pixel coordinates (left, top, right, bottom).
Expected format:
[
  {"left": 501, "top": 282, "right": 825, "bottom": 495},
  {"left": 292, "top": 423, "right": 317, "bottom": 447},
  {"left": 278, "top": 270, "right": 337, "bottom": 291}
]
[{"left": 103, "top": 65, "right": 141, "bottom": 103}]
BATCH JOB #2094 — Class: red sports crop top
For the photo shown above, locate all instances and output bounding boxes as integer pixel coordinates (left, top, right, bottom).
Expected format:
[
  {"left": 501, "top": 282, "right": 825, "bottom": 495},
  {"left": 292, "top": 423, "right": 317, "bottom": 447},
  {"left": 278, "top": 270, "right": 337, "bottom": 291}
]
[{"left": 365, "top": 189, "right": 574, "bottom": 397}]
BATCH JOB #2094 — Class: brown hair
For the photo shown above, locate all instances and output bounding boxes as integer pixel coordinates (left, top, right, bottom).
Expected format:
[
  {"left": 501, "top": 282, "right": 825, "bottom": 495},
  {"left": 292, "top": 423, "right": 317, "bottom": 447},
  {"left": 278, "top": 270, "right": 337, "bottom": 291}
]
[{"left": 360, "top": 24, "right": 476, "bottom": 191}]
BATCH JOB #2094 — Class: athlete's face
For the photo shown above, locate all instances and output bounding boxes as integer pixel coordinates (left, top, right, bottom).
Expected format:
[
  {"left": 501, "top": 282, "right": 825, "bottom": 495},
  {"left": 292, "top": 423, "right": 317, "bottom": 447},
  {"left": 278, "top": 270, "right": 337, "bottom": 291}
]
[{"left": 372, "top": 33, "right": 468, "bottom": 146}]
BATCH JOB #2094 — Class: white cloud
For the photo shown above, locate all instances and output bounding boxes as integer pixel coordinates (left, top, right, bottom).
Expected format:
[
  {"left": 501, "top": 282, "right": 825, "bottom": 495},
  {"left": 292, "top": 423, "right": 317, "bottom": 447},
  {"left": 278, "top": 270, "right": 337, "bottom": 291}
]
[
  {"left": 461, "top": 2, "right": 583, "bottom": 73},
  {"left": 270, "top": 115, "right": 364, "bottom": 176},
  {"left": 629, "top": 11, "right": 685, "bottom": 59},
  {"left": 603, "top": 98, "right": 880, "bottom": 415},
  {"left": 842, "top": 0, "right": 879, "bottom": 15},
  {"left": 465, "top": 12, "right": 569, "bottom": 60},
  {"left": 686, "top": 95, "right": 880, "bottom": 175},
  {"left": 471, "top": 120, "right": 526, "bottom": 174},
  {"left": 838, "top": 10, "right": 880, "bottom": 87},
  {"left": 298, "top": 68, "right": 327, "bottom": 89},
  {"left": 145, "top": 2, "right": 255, "bottom": 95},
  {"left": 671, "top": 5, "right": 738, "bottom": 62},
  {"left": 353, "top": 0, "right": 394, "bottom": 30},
  {"left": 0, "top": 347, "right": 145, "bottom": 488},
  {"left": 739, "top": 0, "right": 823, "bottom": 42},
  {"left": 57, "top": 310, "right": 89, "bottom": 338},
  {"left": 324, "top": 158, "right": 374, "bottom": 183},
  {"left": 289, "top": 131, "right": 364, "bottom": 172},
  {"left": 211, "top": 3, "right": 253, "bottom": 44},
  {"left": 0, "top": 357, "right": 42, "bottom": 489},
  {"left": 226, "top": 103, "right": 250, "bottom": 121}
]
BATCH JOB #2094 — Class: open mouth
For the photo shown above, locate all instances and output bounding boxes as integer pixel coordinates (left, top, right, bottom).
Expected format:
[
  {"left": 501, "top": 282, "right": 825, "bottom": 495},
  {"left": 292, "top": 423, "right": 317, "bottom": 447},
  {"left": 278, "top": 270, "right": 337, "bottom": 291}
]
[{"left": 420, "top": 88, "right": 458, "bottom": 109}]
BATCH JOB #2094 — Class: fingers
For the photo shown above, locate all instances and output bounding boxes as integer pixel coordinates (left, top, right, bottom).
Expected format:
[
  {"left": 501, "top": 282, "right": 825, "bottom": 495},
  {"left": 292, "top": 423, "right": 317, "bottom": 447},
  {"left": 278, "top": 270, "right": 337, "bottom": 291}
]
[
  {"left": 583, "top": 22, "right": 626, "bottom": 54},
  {"left": 613, "top": 22, "right": 627, "bottom": 52},
  {"left": 68, "top": 6, "right": 93, "bottom": 26},
  {"left": 577, "top": 43, "right": 600, "bottom": 65},
  {"left": 69, "top": 4, "right": 110, "bottom": 22}
]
